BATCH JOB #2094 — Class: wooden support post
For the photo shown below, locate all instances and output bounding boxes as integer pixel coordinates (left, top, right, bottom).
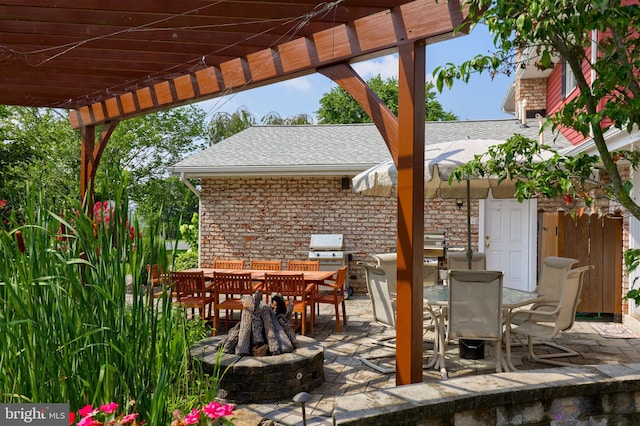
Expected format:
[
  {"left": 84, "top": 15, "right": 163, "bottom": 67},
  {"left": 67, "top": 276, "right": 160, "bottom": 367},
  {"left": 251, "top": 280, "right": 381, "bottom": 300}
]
[
  {"left": 395, "top": 41, "right": 426, "bottom": 385},
  {"left": 79, "top": 121, "right": 119, "bottom": 206}
]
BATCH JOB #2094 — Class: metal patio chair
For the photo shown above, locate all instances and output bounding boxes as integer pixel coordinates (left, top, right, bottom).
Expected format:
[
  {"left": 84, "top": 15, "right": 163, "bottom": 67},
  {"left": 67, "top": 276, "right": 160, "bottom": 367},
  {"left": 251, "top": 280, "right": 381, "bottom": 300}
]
[{"left": 504, "top": 265, "right": 594, "bottom": 369}]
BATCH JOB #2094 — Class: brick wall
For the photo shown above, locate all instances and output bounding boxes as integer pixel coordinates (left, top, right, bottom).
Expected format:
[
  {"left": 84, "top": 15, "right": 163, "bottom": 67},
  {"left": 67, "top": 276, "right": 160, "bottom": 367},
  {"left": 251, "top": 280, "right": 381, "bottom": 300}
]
[
  {"left": 516, "top": 77, "right": 547, "bottom": 114},
  {"left": 199, "top": 176, "right": 475, "bottom": 294}
]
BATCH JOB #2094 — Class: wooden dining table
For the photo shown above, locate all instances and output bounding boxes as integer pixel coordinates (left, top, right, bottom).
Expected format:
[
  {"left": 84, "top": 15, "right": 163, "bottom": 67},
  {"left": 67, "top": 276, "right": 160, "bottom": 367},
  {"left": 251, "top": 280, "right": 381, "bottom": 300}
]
[{"left": 186, "top": 268, "right": 337, "bottom": 284}]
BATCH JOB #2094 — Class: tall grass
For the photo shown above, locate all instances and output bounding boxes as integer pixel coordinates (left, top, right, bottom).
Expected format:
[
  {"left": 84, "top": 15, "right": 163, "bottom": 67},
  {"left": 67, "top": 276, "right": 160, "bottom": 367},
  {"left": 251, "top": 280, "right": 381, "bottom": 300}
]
[{"left": 0, "top": 186, "right": 217, "bottom": 423}]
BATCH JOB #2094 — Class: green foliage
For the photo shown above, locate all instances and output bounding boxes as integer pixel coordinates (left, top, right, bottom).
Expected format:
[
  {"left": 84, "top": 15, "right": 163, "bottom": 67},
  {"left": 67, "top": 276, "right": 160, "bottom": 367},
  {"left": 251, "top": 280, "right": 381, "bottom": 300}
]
[
  {"left": 0, "top": 105, "right": 206, "bottom": 239},
  {"left": 624, "top": 248, "right": 640, "bottom": 304},
  {"left": 450, "top": 134, "right": 601, "bottom": 204},
  {"left": 0, "top": 184, "right": 218, "bottom": 424},
  {"left": 175, "top": 251, "right": 200, "bottom": 271},
  {"left": 207, "top": 106, "right": 256, "bottom": 144},
  {"left": 180, "top": 212, "right": 199, "bottom": 252},
  {"left": 0, "top": 106, "right": 80, "bottom": 222},
  {"left": 434, "top": 0, "right": 640, "bottom": 219},
  {"left": 261, "top": 111, "right": 314, "bottom": 125},
  {"left": 316, "top": 75, "right": 457, "bottom": 124},
  {"left": 95, "top": 105, "right": 206, "bottom": 234}
]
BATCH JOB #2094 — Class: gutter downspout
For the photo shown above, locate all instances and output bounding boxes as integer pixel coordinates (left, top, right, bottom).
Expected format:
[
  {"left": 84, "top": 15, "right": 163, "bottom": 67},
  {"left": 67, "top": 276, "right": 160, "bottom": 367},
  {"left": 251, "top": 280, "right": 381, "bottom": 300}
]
[{"left": 179, "top": 172, "right": 201, "bottom": 266}]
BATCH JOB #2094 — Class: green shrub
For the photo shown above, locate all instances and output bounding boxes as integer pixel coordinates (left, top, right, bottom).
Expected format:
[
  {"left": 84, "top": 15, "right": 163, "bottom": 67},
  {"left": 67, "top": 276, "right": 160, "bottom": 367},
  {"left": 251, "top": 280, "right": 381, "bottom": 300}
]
[
  {"left": 175, "top": 250, "right": 199, "bottom": 270},
  {"left": 0, "top": 186, "right": 219, "bottom": 424}
]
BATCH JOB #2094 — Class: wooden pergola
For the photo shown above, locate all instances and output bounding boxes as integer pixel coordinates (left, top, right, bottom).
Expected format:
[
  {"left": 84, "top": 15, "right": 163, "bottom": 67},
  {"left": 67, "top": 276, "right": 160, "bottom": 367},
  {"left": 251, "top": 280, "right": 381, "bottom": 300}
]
[{"left": 0, "top": 0, "right": 469, "bottom": 385}]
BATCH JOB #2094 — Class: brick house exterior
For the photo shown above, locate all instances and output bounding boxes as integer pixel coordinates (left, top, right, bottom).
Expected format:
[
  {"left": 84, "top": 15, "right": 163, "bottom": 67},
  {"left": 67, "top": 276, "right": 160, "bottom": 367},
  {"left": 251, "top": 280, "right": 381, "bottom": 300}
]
[{"left": 171, "top": 120, "right": 568, "bottom": 294}]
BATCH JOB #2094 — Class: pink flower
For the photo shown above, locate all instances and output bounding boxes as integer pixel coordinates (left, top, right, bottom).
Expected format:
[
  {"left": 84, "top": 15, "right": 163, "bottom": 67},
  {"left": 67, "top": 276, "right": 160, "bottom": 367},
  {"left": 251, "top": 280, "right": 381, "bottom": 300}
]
[
  {"left": 120, "top": 413, "right": 138, "bottom": 424},
  {"left": 100, "top": 402, "right": 118, "bottom": 414},
  {"left": 184, "top": 408, "right": 200, "bottom": 425},
  {"left": 0, "top": 199, "right": 6, "bottom": 208},
  {"left": 203, "top": 401, "right": 233, "bottom": 419},
  {"left": 78, "top": 405, "right": 96, "bottom": 417},
  {"left": 77, "top": 416, "right": 100, "bottom": 426},
  {"left": 68, "top": 412, "right": 76, "bottom": 425}
]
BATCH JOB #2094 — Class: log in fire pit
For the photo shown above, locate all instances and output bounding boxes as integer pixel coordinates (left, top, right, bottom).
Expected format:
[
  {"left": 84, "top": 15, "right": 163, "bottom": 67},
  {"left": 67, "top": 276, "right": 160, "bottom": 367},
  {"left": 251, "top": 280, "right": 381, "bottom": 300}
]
[{"left": 190, "top": 292, "right": 324, "bottom": 403}]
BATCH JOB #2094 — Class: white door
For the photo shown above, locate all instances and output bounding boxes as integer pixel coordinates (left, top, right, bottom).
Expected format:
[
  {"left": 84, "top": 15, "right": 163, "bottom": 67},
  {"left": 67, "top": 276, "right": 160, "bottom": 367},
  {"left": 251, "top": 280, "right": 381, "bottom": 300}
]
[{"left": 479, "top": 195, "right": 537, "bottom": 291}]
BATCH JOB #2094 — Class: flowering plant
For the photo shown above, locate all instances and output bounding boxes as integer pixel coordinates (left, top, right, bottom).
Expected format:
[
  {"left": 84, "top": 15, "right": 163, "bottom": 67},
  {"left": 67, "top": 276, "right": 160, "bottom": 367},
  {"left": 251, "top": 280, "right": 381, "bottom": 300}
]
[
  {"left": 171, "top": 402, "right": 234, "bottom": 426},
  {"left": 93, "top": 200, "right": 137, "bottom": 240},
  {"left": 70, "top": 403, "right": 139, "bottom": 425}
]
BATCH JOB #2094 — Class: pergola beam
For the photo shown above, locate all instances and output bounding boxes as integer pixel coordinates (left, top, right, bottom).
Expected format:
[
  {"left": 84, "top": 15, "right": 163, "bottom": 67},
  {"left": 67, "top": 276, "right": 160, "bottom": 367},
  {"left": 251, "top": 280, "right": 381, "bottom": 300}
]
[{"left": 69, "top": 0, "right": 466, "bottom": 128}]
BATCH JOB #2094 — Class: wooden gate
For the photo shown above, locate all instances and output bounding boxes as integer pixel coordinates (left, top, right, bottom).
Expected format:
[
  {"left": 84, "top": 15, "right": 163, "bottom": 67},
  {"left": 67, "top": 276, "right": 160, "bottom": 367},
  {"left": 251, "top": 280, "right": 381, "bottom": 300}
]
[{"left": 540, "top": 211, "right": 623, "bottom": 318}]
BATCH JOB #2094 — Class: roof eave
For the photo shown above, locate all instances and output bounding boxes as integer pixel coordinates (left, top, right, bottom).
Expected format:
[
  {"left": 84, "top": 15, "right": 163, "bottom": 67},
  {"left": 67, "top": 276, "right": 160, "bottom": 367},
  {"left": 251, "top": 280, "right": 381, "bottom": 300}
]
[{"left": 169, "top": 164, "right": 375, "bottom": 178}]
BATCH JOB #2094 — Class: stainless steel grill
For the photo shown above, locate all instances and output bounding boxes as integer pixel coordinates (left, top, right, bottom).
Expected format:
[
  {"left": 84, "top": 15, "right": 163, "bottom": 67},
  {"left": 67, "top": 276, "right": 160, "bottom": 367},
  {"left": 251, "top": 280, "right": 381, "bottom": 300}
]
[
  {"left": 424, "top": 231, "right": 446, "bottom": 285},
  {"left": 308, "top": 233, "right": 352, "bottom": 296}
]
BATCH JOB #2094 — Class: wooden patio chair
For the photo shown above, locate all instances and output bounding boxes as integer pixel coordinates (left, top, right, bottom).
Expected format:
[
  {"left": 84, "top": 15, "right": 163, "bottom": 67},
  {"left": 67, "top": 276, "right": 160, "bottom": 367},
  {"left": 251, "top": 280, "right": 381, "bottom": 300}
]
[
  {"left": 213, "top": 259, "right": 245, "bottom": 269},
  {"left": 211, "top": 271, "right": 255, "bottom": 335},
  {"left": 312, "top": 265, "right": 348, "bottom": 332},
  {"left": 170, "top": 271, "right": 214, "bottom": 321},
  {"left": 250, "top": 259, "right": 282, "bottom": 271},
  {"left": 287, "top": 260, "right": 320, "bottom": 271},
  {"left": 146, "top": 263, "right": 170, "bottom": 301},
  {"left": 264, "top": 272, "right": 314, "bottom": 335}
]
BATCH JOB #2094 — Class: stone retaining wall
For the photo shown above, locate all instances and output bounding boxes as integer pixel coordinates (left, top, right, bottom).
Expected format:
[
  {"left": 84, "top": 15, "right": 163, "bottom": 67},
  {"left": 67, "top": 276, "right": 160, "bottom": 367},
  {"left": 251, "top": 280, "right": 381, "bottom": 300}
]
[{"left": 334, "top": 364, "right": 640, "bottom": 425}]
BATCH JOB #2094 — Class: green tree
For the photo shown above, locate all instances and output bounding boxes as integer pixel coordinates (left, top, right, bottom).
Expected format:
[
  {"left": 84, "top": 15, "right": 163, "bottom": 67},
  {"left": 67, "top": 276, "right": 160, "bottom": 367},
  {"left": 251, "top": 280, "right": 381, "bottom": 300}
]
[
  {"left": 261, "top": 111, "right": 314, "bottom": 125},
  {"left": 316, "top": 75, "right": 457, "bottom": 123},
  {"left": 207, "top": 106, "right": 256, "bottom": 144},
  {"left": 0, "top": 106, "right": 79, "bottom": 221},
  {"left": 434, "top": 1, "right": 640, "bottom": 298},
  {"left": 95, "top": 105, "right": 207, "bottom": 234},
  {"left": 435, "top": 0, "right": 640, "bottom": 218}
]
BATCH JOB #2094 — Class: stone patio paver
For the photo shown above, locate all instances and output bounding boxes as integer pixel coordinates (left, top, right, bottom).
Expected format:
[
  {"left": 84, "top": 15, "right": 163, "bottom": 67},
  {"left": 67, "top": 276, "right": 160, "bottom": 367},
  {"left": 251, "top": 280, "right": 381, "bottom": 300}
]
[{"left": 225, "top": 295, "right": 640, "bottom": 425}]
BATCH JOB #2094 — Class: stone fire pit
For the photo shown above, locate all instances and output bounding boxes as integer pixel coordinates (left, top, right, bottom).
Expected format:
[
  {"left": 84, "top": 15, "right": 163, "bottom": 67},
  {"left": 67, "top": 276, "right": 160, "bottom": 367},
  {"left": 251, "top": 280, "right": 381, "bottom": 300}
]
[{"left": 190, "top": 335, "right": 324, "bottom": 403}]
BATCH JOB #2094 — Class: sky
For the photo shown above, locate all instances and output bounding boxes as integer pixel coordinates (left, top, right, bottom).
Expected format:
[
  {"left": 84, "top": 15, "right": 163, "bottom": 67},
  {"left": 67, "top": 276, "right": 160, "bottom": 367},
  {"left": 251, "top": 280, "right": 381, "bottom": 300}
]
[{"left": 196, "top": 25, "right": 514, "bottom": 123}]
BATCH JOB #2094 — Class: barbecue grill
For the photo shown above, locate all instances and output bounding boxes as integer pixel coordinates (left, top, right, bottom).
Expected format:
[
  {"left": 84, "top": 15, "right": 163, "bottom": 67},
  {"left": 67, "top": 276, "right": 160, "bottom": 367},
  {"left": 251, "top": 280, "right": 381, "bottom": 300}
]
[
  {"left": 424, "top": 231, "right": 446, "bottom": 285},
  {"left": 308, "top": 233, "right": 352, "bottom": 296}
]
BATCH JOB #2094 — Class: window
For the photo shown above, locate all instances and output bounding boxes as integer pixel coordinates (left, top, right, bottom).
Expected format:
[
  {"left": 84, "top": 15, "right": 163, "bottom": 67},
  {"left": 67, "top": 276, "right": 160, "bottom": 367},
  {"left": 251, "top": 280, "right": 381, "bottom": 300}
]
[{"left": 562, "top": 59, "right": 577, "bottom": 98}]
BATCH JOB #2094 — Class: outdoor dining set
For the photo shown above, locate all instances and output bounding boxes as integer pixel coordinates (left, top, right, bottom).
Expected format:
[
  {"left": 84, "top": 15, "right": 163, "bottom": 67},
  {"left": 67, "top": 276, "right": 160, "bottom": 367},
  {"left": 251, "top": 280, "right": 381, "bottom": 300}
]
[
  {"left": 359, "top": 252, "right": 594, "bottom": 379},
  {"left": 147, "top": 252, "right": 593, "bottom": 380},
  {"left": 146, "top": 259, "right": 348, "bottom": 337}
]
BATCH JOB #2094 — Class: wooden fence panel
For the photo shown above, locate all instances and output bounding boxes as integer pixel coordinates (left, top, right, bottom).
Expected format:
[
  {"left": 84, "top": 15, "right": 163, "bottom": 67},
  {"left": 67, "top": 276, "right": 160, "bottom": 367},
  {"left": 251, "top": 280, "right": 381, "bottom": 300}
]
[
  {"left": 580, "top": 215, "right": 602, "bottom": 312},
  {"left": 541, "top": 211, "right": 622, "bottom": 316},
  {"left": 602, "top": 215, "right": 623, "bottom": 316}
]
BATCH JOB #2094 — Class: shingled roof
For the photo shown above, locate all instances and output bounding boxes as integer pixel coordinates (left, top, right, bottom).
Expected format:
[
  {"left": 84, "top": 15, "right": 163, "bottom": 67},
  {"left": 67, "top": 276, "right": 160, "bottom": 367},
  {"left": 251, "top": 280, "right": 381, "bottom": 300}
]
[{"left": 170, "top": 119, "right": 570, "bottom": 178}]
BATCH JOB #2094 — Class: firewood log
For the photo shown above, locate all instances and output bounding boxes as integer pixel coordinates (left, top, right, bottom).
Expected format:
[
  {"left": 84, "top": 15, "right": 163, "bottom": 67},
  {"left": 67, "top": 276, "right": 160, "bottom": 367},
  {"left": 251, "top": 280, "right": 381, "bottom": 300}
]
[
  {"left": 222, "top": 323, "right": 240, "bottom": 354},
  {"left": 271, "top": 310, "right": 293, "bottom": 353},
  {"left": 277, "top": 315, "right": 298, "bottom": 348},
  {"left": 253, "top": 290, "right": 262, "bottom": 310},
  {"left": 251, "top": 310, "right": 265, "bottom": 346},
  {"left": 235, "top": 295, "right": 254, "bottom": 355},
  {"left": 260, "top": 305, "right": 281, "bottom": 355}
]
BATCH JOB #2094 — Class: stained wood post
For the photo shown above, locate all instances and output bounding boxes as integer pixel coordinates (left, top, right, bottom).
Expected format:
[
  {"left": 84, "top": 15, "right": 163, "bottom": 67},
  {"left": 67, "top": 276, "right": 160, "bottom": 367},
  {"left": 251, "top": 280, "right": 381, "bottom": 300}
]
[{"left": 395, "top": 41, "right": 426, "bottom": 385}]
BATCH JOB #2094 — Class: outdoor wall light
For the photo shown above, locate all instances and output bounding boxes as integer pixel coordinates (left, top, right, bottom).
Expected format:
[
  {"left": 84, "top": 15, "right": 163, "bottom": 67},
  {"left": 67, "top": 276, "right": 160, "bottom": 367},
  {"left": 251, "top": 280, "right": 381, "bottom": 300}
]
[
  {"left": 341, "top": 177, "right": 351, "bottom": 190},
  {"left": 456, "top": 199, "right": 464, "bottom": 210}
]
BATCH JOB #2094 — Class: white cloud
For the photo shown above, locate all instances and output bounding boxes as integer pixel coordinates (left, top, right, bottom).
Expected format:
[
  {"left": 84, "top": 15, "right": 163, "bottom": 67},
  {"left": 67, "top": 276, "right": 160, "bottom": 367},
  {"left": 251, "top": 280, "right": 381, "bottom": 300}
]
[
  {"left": 353, "top": 54, "right": 398, "bottom": 80},
  {"left": 281, "top": 76, "right": 313, "bottom": 91}
]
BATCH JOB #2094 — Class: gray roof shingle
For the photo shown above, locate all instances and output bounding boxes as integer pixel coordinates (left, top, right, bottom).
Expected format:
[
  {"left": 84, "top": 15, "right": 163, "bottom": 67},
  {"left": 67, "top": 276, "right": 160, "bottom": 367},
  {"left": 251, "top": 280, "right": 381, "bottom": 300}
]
[{"left": 170, "top": 119, "right": 570, "bottom": 177}]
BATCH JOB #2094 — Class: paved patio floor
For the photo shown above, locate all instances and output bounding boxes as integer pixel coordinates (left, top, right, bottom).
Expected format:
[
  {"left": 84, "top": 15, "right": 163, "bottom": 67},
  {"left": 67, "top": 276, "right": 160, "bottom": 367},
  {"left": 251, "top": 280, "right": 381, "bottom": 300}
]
[{"left": 223, "top": 295, "right": 640, "bottom": 426}]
